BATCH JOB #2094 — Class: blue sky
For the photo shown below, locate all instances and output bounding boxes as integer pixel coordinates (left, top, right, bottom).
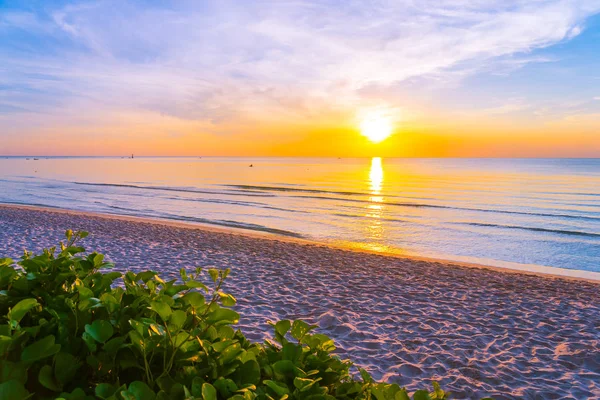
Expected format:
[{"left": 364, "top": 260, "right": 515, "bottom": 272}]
[{"left": 1, "top": 0, "right": 599, "bottom": 156}]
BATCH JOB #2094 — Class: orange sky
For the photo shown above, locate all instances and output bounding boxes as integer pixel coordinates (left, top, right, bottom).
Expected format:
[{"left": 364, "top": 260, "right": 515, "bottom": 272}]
[{"left": 3, "top": 108, "right": 599, "bottom": 157}]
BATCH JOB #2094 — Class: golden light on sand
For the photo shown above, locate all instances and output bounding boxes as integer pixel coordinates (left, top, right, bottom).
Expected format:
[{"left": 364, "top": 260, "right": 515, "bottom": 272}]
[{"left": 360, "top": 114, "right": 393, "bottom": 143}]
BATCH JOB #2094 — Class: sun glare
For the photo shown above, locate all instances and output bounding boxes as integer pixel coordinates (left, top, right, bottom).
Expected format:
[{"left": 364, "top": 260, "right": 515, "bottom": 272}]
[{"left": 360, "top": 115, "right": 393, "bottom": 143}]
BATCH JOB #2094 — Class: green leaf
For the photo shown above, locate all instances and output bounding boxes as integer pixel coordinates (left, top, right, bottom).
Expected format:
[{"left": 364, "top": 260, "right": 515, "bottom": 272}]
[
  {"left": 95, "top": 383, "right": 118, "bottom": 399},
  {"left": 103, "top": 271, "right": 122, "bottom": 281},
  {"left": 273, "top": 360, "right": 296, "bottom": 378},
  {"left": 100, "top": 293, "right": 120, "bottom": 313},
  {"left": 219, "top": 342, "right": 242, "bottom": 364},
  {"left": 264, "top": 380, "right": 290, "bottom": 397},
  {"left": 0, "top": 265, "right": 16, "bottom": 288},
  {"left": 169, "top": 310, "right": 187, "bottom": 330},
  {"left": 291, "top": 320, "right": 317, "bottom": 341},
  {"left": 208, "top": 269, "right": 219, "bottom": 283},
  {"left": 202, "top": 383, "right": 217, "bottom": 400},
  {"left": 134, "top": 271, "right": 156, "bottom": 283},
  {"left": 104, "top": 337, "right": 126, "bottom": 355},
  {"left": 217, "top": 325, "right": 235, "bottom": 340},
  {"left": 0, "top": 258, "right": 13, "bottom": 267},
  {"left": 77, "top": 286, "right": 94, "bottom": 301},
  {"left": 218, "top": 292, "right": 236, "bottom": 306},
  {"left": 57, "top": 387, "right": 88, "bottom": 400},
  {"left": 84, "top": 320, "right": 114, "bottom": 343},
  {"left": 181, "top": 292, "right": 205, "bottom": 308},
  {"left": 8, "top": 298, "right": 39, "bottom": 323},
  {"left": 21, "top": 335, "right": 61, "bottom": 362},
  {"left": 237, "top": 360, "right": 260, "bottom": 385},
  {"left": 185, "top": 280, "right": 208, "bottom": 291},
  {"left": 282, "top": 343, "right": 301, "bottom": 362},
  {"left": 360, "top": 368, "right": 373, "bottom": 383},
  {"left": 213, "top": 378, "right": 238, "bottom": 398},
  {"left": 212, "top": 340, "right": 234, "bottom": 353},
  {"left": 78, "top": 297, "right": 102, "bottom": 311},
  {"left": 150, "top": 301, "right": 172, "bottom": 322},
  {"left": 206, "top": 308, "right": 239, "bottom": 325},
  {"left": 412, "top": 390, "right": 431, "bottom": 400},
  {"left": 191, "top": 377, "right": 204, "bottom": 397},
  {"left": 82, "top": 332, "right": 97, "bottom": 352},
  {"left": 431, "top": 382, "right": 445, "bottom": 399},
  {"left": 0, "top": 380, "right": 29, "bottom": 400},
  {"left": 274, "top": 320, "right": 291, "bottom": 337},
  {"left": 38, "top": 365, "right": 61, "bottom": 392},
  {"left": 65, "top": 246, "right": 85, "bottom": 255},
  {"left": 0, "top": 361, "right": 27, "bottom": 385},
  {"left": 128, "top": 330, "right": 144, "bottom": 352},
  {"left": 54, "top": 352, "right": 81, "bottom": 385},
  {"left": 92, "top": 253, "right": 104, "bottom": 267},
  {"left": 120, "top": 391, "right": 137, "bottom": 400},
  {"left": 0, "top": 336, "right": 12, "bottom": 354},
  {"left": 126, "top": 381, "right": 156, "bottom": 400},
  {"left": 294, "top": 377, "right": 321, "bottom": 392}
]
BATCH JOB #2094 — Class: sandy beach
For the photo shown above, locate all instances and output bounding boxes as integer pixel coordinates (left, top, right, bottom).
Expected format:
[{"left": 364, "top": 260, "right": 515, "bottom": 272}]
[{"left": 0, "top": 204, "right": 599, "bottom": 399}]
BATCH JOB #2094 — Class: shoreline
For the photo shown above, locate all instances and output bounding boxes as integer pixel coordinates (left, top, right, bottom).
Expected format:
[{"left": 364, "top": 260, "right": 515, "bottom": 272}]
[
  {"left": 1, "top": 203, "right": 599, "bottom": 398},
  {"left": 1, "top": 202, "right": 599, "bottom": 283}
]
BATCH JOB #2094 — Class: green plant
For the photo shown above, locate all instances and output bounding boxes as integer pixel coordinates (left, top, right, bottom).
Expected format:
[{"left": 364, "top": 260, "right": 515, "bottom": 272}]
[{"left": 0, "top": 230, "right": 480, "bottom": 400}]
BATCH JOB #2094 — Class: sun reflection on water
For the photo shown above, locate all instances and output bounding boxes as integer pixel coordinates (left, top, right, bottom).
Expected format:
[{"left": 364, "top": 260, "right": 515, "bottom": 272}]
[
  {"left": 364, "top": 157, "right": 387, "bottom": 250},
  {"left": 369, "top": 157, "right": 383, "bottom": 195}
]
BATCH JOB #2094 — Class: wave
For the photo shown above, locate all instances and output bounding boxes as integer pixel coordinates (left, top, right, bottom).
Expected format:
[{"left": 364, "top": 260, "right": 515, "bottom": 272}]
[
  {"left": 224, "top": 184, "right": 367, "bottom": 196},
  {"left": 99, "top": 195, "right": 307, "bottom": 215},
  {"left": 148, "top": 214, "right": 304, "bottom": 238},
  {"left": 291, "top": 195, "right": 600, "bottom": 221},
  {"left": 542, "top": 191, "right": 600, "bottom": 197},
  {"left": 10, "top": 179, "right": 600, "bottom": 222},
  {"left": 169, "top": 197, "right": 308, "bottom": 214},
  {"left": 333, "top": 213, "right": 408, "bottom": 223},
  {"left": 92, "top": 204, "right": 305, "bottom": 238},
  {"left": 73, "top": 182, "right": 276, "bottom": 198},
  {"left": 0, "top": 200, "right": 63, "bottom": 209},
  {"left": 454, "top": 222, "right": 600, "bottom": 238}
]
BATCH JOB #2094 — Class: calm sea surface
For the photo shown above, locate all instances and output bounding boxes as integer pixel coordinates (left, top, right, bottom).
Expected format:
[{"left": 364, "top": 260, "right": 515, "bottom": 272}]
[{"left": 1, "top": 157, "right": 599, "bottom": 273}]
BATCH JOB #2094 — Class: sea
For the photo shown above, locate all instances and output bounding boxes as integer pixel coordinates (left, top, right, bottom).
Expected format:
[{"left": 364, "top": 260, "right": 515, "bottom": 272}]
[{"left": 1, "top": 156, "right": 599, "bottom": 275}]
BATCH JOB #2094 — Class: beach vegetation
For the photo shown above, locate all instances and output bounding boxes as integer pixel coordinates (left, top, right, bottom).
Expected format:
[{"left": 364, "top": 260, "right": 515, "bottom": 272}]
[{"left": 0, "top": 230, "right": 485, "bottom": 400}]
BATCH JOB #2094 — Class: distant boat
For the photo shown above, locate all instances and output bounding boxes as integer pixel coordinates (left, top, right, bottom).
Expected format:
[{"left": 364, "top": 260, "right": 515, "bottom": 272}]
[
  {"left": 249, "top": 164, "right": 253, "bottom": 167},
  {"left": 33, "top": 158, "right": 39, "bottom": 160}
]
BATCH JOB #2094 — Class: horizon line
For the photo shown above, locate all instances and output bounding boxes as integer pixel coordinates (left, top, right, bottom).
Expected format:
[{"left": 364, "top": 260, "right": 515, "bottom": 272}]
[{"left": 2, "top": 155, "right": 600, "bottom": 160}]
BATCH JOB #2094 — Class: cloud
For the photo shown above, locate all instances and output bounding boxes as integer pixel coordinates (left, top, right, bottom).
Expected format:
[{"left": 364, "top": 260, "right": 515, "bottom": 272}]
[{"left": 1, "top": 0, "right": 599, "bottom": 128}]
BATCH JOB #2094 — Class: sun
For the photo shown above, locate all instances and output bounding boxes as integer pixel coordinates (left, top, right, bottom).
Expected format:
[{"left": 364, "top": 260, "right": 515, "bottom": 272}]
[{"left": 360, "top": 115, "right": 393, "bottom": 143}]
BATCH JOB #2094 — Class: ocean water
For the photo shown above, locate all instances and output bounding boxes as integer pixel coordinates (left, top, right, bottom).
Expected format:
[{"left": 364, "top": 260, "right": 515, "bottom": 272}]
[{"left": 1, "top": 156, "right": 599, "bottom": 273}]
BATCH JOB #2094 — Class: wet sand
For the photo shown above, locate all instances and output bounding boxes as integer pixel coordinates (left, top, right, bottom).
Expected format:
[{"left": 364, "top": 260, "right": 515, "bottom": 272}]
[{"left": 0, "top": 204, "right": 599, "bottom": 399}]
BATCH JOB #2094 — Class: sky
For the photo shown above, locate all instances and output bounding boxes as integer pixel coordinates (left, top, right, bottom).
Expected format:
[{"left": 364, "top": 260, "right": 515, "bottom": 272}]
[{"left": 1, "top": 0, "right": 599, "bottom": 157}]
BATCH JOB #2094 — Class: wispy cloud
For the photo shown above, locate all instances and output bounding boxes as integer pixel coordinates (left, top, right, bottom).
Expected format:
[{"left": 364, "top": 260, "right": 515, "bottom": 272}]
[{"left": 1, "top": 0, "right": 599, "bottom": 128}]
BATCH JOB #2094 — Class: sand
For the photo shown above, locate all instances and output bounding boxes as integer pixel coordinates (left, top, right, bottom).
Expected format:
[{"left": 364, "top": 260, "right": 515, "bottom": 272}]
[{"left": 0, "top": 204, "right": 599, "bottom": 399}]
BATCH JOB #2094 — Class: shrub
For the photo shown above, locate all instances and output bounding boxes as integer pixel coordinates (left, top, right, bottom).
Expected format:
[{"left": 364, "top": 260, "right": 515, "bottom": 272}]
[{"left": 0, "top": 230, "right": 482, "bottom": 400}]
